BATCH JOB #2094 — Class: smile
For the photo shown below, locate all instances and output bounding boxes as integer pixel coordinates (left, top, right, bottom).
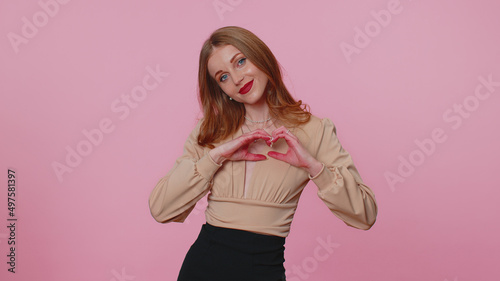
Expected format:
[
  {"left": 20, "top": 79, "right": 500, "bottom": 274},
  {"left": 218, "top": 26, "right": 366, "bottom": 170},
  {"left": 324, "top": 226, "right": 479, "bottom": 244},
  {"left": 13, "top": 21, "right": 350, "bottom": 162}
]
[{"left": 239, "top": 80, "right": 254, "bottom": 95}]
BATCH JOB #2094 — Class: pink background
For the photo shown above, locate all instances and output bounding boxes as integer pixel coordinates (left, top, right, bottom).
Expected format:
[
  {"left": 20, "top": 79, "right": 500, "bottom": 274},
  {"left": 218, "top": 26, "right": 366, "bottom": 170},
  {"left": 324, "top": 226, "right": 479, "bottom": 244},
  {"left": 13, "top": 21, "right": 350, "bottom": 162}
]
[{"left": 1, "top": 0, "right": 499, "bottom": 280}]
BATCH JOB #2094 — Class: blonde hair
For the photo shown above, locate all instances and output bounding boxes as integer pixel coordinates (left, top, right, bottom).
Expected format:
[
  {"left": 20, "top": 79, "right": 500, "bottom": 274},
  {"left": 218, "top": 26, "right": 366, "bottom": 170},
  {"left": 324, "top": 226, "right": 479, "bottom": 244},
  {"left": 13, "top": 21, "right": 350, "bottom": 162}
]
[{"left": 197, "top": 26, "right": 311, "bottom": 148}]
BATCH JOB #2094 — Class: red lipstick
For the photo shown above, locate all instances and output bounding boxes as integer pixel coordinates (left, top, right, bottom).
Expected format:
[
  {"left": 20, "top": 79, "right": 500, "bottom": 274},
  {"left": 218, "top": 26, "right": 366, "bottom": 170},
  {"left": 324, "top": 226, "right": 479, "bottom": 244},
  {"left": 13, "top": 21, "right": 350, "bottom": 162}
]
[{"left": 239, "top": 80, "right": 253, "bottom": 94}]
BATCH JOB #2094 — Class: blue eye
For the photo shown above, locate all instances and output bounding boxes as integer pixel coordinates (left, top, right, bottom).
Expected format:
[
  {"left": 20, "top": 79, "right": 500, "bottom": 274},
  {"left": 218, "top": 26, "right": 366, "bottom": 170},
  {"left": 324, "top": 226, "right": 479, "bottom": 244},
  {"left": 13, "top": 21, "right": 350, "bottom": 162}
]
[
  {"left": 219, "top": 74, "right": 228, "bottom": 82},
  {"left": 237, "top": 58, "right": 246, "bottom": 66}
]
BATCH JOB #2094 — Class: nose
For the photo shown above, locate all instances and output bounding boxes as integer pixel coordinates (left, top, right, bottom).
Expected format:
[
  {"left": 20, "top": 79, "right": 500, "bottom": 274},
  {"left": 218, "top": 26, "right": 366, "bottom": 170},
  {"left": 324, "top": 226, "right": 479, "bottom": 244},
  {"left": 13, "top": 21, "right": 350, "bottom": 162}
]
[{"left": 232, "top": 71, "right": 244, "bottom": 85}]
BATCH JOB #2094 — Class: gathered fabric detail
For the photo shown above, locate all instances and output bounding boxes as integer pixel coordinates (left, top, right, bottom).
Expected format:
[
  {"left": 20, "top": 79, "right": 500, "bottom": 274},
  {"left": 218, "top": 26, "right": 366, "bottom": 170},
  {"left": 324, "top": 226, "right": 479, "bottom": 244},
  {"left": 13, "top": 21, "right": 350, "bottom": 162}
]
[{"left": 328, "top": 165, "right": 344, "bottom": 186}]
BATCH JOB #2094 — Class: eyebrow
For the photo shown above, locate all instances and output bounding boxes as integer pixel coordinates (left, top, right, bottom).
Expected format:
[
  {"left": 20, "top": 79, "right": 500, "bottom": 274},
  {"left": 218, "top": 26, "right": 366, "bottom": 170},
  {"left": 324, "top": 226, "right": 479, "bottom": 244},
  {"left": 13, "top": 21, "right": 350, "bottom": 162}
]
[{"left": 214, "top": 52, "right": 242, "bottom": 79}]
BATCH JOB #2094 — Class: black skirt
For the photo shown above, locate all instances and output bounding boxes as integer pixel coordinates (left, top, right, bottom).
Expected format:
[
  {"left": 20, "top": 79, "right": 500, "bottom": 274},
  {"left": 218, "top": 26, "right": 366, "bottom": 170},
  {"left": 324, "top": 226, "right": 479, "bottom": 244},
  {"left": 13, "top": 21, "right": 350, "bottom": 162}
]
[{"left": 177, "top": 223, "right": 287, "bottom": 281}]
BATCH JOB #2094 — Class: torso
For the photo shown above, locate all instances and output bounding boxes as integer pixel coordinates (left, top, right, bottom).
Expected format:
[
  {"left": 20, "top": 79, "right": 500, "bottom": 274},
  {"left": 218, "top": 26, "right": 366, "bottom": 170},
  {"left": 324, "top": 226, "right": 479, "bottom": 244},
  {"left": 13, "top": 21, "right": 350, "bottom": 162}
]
[
  {"left": 205, "top": 115, "right": 321, "bottom": 237},
  {"left": 240, "top": 119, "right": 281, "bottom": 198}
]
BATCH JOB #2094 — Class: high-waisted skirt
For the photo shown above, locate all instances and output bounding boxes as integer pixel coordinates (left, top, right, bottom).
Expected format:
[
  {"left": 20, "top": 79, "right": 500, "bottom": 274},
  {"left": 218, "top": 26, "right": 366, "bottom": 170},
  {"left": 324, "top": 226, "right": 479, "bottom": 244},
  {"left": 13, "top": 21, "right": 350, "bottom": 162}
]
[{"left": 177, "top": 223, "right": 287, "bottom": 281}]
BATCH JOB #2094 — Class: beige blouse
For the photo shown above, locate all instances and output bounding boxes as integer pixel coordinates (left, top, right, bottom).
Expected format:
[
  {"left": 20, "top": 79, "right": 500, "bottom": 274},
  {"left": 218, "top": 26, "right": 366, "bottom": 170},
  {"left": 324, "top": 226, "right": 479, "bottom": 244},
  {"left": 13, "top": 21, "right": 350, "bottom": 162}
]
[{"left": 148, "top": 115, "right": 378, "bottom": 237}]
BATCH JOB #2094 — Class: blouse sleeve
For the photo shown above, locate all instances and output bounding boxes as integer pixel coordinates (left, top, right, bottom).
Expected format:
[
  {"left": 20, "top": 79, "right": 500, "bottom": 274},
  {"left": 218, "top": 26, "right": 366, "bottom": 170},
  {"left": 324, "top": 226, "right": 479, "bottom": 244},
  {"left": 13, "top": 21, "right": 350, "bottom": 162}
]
[
  {"left": 148, "top": 120, "right": 223, "bottom": 223},
  {"left": 309, "top": 118, "right": 378, "bottom": 230}
]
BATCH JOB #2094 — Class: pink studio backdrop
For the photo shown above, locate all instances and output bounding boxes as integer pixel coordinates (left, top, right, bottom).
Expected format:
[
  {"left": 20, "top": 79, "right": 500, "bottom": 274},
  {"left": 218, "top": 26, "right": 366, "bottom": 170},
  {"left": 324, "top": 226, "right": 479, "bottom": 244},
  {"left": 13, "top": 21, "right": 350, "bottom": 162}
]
[{"left": 1, "top": 0, "right": 499, "bottom": 280}]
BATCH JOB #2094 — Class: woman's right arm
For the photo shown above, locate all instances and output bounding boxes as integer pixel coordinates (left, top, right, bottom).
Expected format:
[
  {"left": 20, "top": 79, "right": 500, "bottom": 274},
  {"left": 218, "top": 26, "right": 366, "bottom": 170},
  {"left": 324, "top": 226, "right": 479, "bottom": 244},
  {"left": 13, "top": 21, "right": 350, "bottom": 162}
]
[
  {"left": 148, "top": 120, "right": 223, "bottom": 223},
  {"left": 148, "top": 120, "right": 271, "bottom": 224}
]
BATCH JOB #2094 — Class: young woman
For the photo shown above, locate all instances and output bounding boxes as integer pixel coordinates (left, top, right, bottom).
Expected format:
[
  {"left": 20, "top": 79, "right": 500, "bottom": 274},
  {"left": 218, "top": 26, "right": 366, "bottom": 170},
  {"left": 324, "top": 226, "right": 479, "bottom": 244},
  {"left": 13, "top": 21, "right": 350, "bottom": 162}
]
[{"left": 148, "top": 26, "right": 378, "bottom": 281}]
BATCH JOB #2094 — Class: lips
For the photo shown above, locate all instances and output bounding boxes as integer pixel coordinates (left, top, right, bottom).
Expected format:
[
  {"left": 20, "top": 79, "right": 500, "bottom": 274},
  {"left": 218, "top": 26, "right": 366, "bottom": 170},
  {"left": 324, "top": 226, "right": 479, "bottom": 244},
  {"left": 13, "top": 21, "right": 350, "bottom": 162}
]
[{"left": 239, "top": 80, "right": 254, "bottom": 95}]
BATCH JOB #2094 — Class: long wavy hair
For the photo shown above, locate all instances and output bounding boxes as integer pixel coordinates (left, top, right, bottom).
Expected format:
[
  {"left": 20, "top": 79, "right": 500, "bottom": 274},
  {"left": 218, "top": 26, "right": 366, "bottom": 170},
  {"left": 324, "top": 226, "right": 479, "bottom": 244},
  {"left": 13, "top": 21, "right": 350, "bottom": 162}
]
[{"left": 197, "top": 26, "right": 311, "bottom": 148}]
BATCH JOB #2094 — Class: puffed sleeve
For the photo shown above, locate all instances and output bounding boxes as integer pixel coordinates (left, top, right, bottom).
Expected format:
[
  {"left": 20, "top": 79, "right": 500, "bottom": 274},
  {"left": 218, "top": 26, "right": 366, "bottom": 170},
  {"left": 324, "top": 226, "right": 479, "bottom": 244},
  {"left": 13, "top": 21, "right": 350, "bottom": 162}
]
[
  {"left": 309, "top": 118, "right": 378, "bottom": 230},
  {"left": 148, "top": 119, "right": 223, "bottom": 223}
]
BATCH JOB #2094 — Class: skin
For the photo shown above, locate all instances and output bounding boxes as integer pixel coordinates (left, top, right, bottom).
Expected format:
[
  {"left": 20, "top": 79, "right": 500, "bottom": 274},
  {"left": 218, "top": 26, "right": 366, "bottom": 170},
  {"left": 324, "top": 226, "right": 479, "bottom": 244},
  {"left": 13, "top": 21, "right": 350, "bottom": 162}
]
[{"left": 206, "top": 44, "right": 323, "bottom": 177}]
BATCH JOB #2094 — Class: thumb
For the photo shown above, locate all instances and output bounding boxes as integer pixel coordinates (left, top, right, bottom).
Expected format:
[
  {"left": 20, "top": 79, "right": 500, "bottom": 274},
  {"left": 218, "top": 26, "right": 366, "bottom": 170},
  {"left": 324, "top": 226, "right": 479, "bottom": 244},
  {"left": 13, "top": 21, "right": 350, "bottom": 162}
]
[{"left": 267, "top": 151, "right": 287, "bottom": 161}]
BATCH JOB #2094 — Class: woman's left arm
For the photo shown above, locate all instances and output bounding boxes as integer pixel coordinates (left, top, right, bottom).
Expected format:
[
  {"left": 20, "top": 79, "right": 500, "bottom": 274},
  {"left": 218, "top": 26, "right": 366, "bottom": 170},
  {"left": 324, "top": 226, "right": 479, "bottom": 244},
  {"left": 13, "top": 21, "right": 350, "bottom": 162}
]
[
  {"left": 268, "top": 118, "right": 378, "bottom": 230},
  {"left": 308, "top": 118, "right": 377, "bottom": 230}
]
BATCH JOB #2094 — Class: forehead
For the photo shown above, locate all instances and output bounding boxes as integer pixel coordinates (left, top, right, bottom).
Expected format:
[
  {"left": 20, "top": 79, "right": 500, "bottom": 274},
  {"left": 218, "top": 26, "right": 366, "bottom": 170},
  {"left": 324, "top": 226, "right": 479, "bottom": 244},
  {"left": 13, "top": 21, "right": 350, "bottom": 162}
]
[{"left": 207, "top": 44, "right": 242, "bottom": 77}]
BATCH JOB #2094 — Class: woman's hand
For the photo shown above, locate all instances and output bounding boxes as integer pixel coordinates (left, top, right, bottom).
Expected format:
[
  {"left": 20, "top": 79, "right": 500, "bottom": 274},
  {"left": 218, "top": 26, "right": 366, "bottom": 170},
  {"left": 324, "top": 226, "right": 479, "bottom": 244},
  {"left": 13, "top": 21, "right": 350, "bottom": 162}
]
[
  {"left": 209, "top": 129, "right": 272, "bottom": 164},
  {"left": 266, "top": 126, "right": 323, "bottom": 177}
]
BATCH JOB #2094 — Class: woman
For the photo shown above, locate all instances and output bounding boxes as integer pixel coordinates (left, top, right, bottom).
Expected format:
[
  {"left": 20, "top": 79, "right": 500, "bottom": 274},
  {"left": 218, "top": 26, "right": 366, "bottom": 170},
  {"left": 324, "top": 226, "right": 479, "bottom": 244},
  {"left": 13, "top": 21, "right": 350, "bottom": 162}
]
[{"left": 148, "top": 26, "right": 378, "bottom": 281}]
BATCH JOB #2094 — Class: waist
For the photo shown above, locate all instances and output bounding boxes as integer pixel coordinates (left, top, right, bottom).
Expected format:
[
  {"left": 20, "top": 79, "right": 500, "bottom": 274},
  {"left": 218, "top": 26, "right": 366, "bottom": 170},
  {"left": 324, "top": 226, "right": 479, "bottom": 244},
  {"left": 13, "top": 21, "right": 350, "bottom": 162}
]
[
  {"left": 201, "top": 223, "right": 286, "bottom": 254},
  {"left": 205, "top": 196, "right": 297, "bottom": 238}
]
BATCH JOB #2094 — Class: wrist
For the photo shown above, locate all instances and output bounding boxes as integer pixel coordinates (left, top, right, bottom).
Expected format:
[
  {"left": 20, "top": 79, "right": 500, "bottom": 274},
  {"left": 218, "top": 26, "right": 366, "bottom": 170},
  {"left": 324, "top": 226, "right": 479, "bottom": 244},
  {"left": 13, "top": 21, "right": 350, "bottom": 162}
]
[
  {"left": 209, "top": 149, "right": 227, "bottom": 165},
  {"left": 305, "top": 159, "right": 323, "bottom": 178}
]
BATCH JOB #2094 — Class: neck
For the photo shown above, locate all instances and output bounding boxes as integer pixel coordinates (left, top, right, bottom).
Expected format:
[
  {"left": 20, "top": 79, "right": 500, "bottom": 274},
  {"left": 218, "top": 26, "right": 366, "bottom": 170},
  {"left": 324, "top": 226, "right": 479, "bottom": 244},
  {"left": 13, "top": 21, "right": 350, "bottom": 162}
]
[
  {"left": 244, "top": 88, "right": 270, "bottom": 121},
  {"left": 244, "top": 102, "right": 270, "bottom": 123}
]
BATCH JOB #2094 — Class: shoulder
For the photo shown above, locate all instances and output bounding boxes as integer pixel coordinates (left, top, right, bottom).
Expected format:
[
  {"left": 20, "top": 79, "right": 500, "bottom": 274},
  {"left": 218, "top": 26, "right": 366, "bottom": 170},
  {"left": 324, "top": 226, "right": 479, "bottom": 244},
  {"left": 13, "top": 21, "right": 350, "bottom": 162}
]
[
  {"left": 296, "top": 114, "right": 334, "bottom": 135},
  {"left": 184, "top": 117, "right": 209, "bottom": 149},
  {"left": 191, "top": 117, "right": 230, "bottom": 148},
  {"left": 186, "top": 118, "right": 204, "bottom": 138},
  {"left": 293, "top": 114, "right": 332, "bottom": 147}
]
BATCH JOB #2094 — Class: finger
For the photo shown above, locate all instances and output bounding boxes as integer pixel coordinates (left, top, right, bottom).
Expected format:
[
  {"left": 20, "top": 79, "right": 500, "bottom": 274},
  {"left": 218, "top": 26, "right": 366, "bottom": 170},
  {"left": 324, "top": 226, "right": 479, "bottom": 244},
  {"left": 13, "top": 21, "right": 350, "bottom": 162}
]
[
  {"left": 245, "top": 129, "right": 271, "bottom": 136},
  {"left": 249, "top": 129, "right": 272, "bottom": 138},
  {"left": 245, "top": 136, "right": 273, "bottom": 148},
  {"left": 244, "top": 153, "right": 267, "bottom": 161},
  {"left": 268, "top": 132, "right": 297, "bottom": 146},
  {"left": 266, "top": 128, "right": 287, "bottom": 144},
  {"left": 242, "top": 132, "right": 272, "bottom": 144},
  {"left": 271, "top": 126, "right": 288, "bottom": 136},
  {"left": 272, "top": 127, "right": 297, "bottom": 140},
  {"left": 251, "top": 128, "right": 272, "bottom": 136},
  {"left": 267, "top": 151, "right": 288, "bottom": 162},
  {"left": 266, "top": 135, "right": 280, "bottom": 146}
]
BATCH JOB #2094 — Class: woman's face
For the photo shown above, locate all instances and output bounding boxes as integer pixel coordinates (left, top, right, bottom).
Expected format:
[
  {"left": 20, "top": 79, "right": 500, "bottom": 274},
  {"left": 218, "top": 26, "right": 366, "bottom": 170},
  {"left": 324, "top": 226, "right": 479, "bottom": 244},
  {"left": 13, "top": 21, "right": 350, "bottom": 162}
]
[{"left": 207, "top": 44, "right": 269, "bottom": 105}]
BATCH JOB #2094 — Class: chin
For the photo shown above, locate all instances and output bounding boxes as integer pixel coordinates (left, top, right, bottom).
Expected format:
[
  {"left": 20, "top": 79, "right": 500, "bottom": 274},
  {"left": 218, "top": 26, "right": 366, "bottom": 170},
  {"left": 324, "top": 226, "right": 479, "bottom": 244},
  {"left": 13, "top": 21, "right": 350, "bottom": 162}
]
[{"left": 244, "top": 93, "right": 266, "bottom": 105}]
